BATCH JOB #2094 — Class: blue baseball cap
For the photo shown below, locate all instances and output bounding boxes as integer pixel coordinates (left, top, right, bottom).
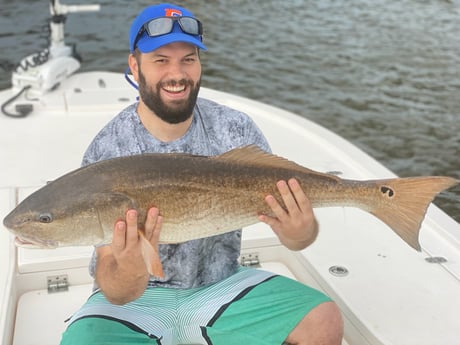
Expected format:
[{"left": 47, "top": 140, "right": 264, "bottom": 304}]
[{"left": 129, "top": 3, "right": 207, "bottom": 53}]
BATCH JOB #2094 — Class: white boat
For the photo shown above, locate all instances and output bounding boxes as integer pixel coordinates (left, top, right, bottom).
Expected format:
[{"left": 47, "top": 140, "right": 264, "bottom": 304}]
[{"left": 1, "top": 2, "right": 459, "bottom": 344}]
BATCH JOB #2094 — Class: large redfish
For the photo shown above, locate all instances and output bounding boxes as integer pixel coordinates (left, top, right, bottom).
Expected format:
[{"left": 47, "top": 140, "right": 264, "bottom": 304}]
[{"left": 3, "top": 146, "right": 458, "bottom": 277}]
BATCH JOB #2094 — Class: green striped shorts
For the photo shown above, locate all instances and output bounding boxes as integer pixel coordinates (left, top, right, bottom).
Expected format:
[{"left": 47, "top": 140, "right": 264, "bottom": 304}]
[{"left": 60, "top": 267, "right": 330, "bottom": 345}]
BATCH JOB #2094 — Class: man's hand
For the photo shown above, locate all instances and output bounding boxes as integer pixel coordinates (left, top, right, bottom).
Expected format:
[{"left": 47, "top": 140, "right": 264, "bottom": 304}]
[
  {"left": 112, "top": 208, "right": 163, "bottom": 276},
  {"left": 95, "top": 207, "right": 163, "bottom": 305},
  {"left": 259, "top": 178, "right": 318, "bottom": 251}
]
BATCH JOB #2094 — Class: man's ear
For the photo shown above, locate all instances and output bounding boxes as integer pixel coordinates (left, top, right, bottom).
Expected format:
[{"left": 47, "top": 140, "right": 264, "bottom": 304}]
[{"left": 128, "top": 53, "right": 140, "bottom": 82}]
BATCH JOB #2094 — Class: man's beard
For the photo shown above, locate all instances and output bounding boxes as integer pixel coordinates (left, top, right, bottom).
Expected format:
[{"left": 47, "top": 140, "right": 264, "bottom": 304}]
[{"left": 138, "top": 68, "right": 200, "bottom": 124}]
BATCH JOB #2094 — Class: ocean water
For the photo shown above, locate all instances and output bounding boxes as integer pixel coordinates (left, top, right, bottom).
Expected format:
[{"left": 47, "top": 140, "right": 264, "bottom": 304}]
[{"left": 0, "top": 0, "right": 459, "bottom": 222}]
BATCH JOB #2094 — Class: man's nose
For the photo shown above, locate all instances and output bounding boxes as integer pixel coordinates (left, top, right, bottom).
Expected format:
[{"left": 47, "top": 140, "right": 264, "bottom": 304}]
[{"left": 166, "top": 61, "right": 187, "bottom": 78}]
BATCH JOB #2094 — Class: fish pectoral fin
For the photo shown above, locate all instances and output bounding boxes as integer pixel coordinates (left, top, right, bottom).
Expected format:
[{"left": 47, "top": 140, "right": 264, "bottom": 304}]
[
  {"left": 138, "top": 231, "right": 165, "bottom": 278},
  {"left": 92, "top": 193, "right": 164, "bottom": 277},
  {"left": 91, "top": 192, "right": 137, "bottom": 239}
]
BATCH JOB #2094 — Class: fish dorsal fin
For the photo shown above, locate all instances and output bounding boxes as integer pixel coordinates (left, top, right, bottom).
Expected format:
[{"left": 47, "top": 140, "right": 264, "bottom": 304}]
[{"left": 215, "top": 145, "right": 316, "bottom": 174}]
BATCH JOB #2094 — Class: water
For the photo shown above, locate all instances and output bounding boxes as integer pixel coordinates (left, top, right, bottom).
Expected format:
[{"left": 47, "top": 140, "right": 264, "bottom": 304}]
[{"left": 1, "top": 0, "right": 459, "bottom": 221}]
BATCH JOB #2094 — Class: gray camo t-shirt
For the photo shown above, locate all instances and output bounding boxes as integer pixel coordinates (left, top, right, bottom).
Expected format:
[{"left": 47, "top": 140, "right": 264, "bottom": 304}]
[{"left": 83, "top": 97, "right": 270, "bottom": 288}]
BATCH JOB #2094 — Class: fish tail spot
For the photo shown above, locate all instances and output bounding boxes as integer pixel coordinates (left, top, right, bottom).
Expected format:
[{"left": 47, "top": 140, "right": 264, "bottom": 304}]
[
  {"left": 371, "top": 176, "right": 458, "bottom": 251},
  {"left": 380, "top": 186, "right": 395, "bottom": 198}
]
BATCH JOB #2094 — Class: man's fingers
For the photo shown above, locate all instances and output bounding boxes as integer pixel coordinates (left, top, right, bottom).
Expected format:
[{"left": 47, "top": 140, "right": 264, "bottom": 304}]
[
  {"left": 144, "top": 207, "right": 160, "bottom": 241},
  {"left": 125, "top": 209, "right": 139, "bottom": 245},
  {"left": 264, "top": 190, "right": 289, "bottom": 222},
  {"left": 113, "top": 208, "right": 162, "bottom": 253},
  {"left": 112, "top": 221, "right": 127, "bottom": 253},
  {"left": 287, "top": 178, "right": 311, "bottom": 213},
  {"left": 152, "top": 215, "right": 163, "bottom": 244},
  {"left": 259, "top": 212, "right": 280, "bottom": 232},
  {"left": 277, "top": 180, "right": 297, "bottom": 210}
]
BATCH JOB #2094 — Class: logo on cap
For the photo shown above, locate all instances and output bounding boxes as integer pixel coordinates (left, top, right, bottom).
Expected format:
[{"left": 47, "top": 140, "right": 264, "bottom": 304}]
[{"left": 165, "top": 8, "right": 182, "bottom": 17}]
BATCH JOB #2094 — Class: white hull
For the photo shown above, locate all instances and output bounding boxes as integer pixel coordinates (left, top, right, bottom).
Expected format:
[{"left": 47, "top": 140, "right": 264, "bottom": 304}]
[{"left": 1, "top": 71, "right": 459, "bottom": 345}]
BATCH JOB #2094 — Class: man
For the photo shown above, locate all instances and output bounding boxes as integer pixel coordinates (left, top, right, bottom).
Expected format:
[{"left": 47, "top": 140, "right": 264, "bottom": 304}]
[{"left": 60, "top": 3, "right": 343, "bottom": 345}]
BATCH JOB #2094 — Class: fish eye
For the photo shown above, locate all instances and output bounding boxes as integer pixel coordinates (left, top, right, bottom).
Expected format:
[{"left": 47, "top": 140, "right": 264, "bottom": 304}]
[{"left": 38, "top": 213, "right": 53, "bottom": 223}]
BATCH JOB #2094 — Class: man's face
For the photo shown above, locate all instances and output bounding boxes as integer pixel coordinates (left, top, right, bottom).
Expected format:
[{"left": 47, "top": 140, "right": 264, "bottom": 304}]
[{"left": 132, "top": 42, "right": 202, "bottom": 124}]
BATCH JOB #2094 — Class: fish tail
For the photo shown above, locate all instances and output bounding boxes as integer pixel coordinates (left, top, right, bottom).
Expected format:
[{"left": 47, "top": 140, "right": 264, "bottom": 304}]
[
  {"left": 369, "top": 176, "right": 459, "bottom": 251},
  {"left": 138, "top": 231, "right": 165, "bottom": 278}
]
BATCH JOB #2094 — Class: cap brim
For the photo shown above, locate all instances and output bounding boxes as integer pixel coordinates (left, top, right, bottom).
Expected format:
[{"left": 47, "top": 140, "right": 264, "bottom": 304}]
[{"left": 136, "top": 32, "right": 207, "bottom": 53}]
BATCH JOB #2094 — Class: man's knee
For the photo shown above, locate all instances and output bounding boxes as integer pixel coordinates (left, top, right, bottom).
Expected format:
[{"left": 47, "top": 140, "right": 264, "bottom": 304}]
[{"left": 285, "top": 301, "right": 344, "bottom": 345}]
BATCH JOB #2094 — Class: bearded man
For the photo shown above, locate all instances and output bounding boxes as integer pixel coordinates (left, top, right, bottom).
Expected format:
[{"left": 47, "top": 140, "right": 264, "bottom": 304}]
[{"left": 60, "top": 4, "right": 343, "bottom": 345}]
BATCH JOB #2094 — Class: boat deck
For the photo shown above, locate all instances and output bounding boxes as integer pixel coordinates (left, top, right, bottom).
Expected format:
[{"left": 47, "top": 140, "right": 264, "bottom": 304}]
[
  {"left": 12, "top": 261, "right": 310, "bottom": 345},
  {"left": 1, "top": 72, "right": 459, "bottom": 345}
]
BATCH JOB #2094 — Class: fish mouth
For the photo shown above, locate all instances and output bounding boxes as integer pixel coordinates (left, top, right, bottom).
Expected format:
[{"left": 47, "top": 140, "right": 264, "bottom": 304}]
[{"left": 14, "top": 236, "right": 57, "bottom": 249}]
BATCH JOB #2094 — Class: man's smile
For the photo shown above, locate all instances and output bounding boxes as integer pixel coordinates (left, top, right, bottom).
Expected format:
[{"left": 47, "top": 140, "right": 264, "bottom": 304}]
[
  {"left": 163, "top": 84, "right": 186, "bottom": 93},
  {"left": 161, "top": 81, "right": 191, "bottom": 101}
]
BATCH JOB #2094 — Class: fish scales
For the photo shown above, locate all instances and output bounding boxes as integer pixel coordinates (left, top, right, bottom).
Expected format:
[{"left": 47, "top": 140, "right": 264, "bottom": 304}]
[
  {"left": 3, "top": 145, "right": 459, "bottom": 253},
  {"left": 118, "top": 151, "right": 349, "bottom": 243},
  {"left": 103, "top": 152, "right": 305, "bottom": 243}
]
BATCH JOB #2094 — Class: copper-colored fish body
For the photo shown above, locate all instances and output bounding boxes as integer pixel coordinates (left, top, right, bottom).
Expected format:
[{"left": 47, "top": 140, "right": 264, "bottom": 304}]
[{"left": 3, "top": 145, "right": 459, "bottom": 277}]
